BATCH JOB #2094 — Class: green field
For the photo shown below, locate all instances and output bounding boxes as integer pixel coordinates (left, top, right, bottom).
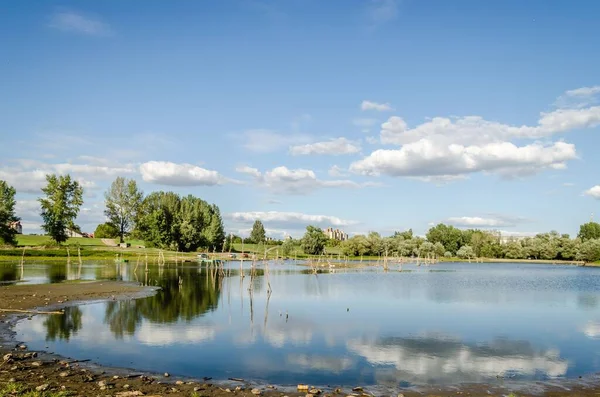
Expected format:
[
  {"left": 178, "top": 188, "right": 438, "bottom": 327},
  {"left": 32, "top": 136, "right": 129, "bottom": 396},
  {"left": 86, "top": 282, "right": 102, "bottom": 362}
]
[{"left": 17, "top": 235, "right": 111, "bottom": 247}]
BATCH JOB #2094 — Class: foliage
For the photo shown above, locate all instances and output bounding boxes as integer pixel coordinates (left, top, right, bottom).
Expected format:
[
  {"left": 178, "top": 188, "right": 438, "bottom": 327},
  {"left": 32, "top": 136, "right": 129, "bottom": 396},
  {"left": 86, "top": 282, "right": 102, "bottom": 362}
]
[
  {"left": 578, "top": 222, "right": 600, "bottom": 241},
  {"left": 576, "top": 239, "right": 600, "bottom": 262},
  {"left": 104, "top": 177, "right": 143, "bottom": 243},
  {"left": 249, "top": 220, "right": 266, "bottom": 243},
  {"left": 0, "top": 180, "right": 19, "bottom": 246},
  {"left": 281, "top": 238, "right": 295, "bottom": 256},
  {"left": 426, "top": 223, "right": 465, "bottom": 255},
  {"left": 394, "top": 229, "right": 413, "bottom": 240},
  {"left": 94, "top": 222, "right": 119, "bottom": 239},
  {"left": 136, "top": 192, "right": 225, "bottom": 252},
  {"left": 301, "top": 225, "right": 328, "bottom": 255},
  {"left": 39, "top": 174, "right": 84, "bottom": 244},
  {"left": 456, "top": 244, "right": 475, "bottom": 259}
]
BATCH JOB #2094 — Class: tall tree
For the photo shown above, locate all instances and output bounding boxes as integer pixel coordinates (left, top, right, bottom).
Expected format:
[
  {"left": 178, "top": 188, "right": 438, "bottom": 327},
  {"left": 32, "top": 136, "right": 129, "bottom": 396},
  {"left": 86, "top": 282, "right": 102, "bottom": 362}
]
[
  {"left": 39, "top": 174, "right": 84, "bottom": 244},
  {"left": 249, "top": 220, "right": 266, "bottom": 243},
  {"left": 105, "top": 177, "right": 144, "bottom": 243},
  {"left": 426, "top": 223, "right": 465, "bottom": 255},
  {"left": 578, "top": 222, "right": 600, "bottom": 241},
  {"left": 301, "top": 225, "right": 327, "bottom": 255},
  {"left": 0, "top": 180, "right": 19, "bottom": 246}
]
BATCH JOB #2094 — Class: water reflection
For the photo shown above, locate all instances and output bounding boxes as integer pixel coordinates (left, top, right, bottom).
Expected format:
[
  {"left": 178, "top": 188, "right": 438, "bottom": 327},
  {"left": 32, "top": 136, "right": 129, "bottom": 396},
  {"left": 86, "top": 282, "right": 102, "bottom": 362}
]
[
  {"left": 347, "top": 336, "right": 568, "bottom": 384},
  {"left": 44, "top": 306, "right": 82, "bottom": 341},
  {"left": 9, "top": 261, "right": 600, "bottom": 387}
]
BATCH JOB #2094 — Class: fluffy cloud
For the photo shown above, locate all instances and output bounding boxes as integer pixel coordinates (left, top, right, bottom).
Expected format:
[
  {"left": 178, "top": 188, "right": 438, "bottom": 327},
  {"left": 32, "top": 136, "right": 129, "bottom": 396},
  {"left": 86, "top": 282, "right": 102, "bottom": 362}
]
[
  {"left": 350, "top": 141, "right": 576, "bottom": 179},
  {"left": 48, "top": 11, "right": 113, "bottom": 36},
  {"left": 355, "top": 87, "right": 600, "bottom": 181},
  {"left": 235, "top": 165, "right": 373, "bottom": 195},
  {"left": 241, "top": 129, "right": 311, "bottom": 153},
  {"left": 584, "top": 185, "right": 600, "bottom": 199},
  {"left": 227, "top": 211, "right": 358, "bottom": 228},
  {"left": 140, "top": 161, "right": 224, "bottom": 186},
  {"left": 289, "top": 138, "right": 361, "bottom": 156},
  {"left": 328, "top": 165, "right": 348, "bottom": 177},
  {"left": 347, "top": 336, "right": 568, "bottom": 383},
  {"left": 444, "top": 215, "right": 526, "bottom": 228},
  {"left": 361, "top": 100, "right": 393, "bottom": 112}
]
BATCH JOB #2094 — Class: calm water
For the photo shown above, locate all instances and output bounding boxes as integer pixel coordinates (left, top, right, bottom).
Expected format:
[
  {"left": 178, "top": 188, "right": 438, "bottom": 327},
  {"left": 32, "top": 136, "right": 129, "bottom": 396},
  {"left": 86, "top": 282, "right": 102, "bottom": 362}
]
[{"left": 3, "top": 260, "right": 600, "bottom": 387}]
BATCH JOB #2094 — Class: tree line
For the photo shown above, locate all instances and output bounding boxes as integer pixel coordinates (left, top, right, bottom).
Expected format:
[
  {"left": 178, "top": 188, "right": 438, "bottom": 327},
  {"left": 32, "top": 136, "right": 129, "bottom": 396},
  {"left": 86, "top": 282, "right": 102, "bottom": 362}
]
[
  {"left": 288, "top": 222, "right": 600, "bottom": 262},
  {"left": 1, "top": 176, "right": 600, "bottom": 261},
  {"left": 0, "top": 176, "right": 226, "bottom": 252}
]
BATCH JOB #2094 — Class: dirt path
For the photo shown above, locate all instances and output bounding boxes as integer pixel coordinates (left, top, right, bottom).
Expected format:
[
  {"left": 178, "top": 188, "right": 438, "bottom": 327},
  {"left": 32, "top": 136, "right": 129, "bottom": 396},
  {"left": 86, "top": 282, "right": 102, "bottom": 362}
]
[{"left": 101, "top": 238, "right": 118, "bottom": 246}]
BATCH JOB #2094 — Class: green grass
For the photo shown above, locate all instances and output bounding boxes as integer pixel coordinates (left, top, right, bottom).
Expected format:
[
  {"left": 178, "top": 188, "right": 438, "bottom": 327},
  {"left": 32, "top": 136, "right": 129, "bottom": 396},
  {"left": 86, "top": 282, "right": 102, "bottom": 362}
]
[{"left": 16, "top": 235, "right": 110, "bottom": 247}]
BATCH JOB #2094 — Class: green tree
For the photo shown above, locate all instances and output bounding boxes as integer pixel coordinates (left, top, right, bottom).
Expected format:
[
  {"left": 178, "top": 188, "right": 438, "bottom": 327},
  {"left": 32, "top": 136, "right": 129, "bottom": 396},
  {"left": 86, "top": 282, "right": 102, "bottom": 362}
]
[
  {"left": 433, "top": 242, "right": 445, "bottom": 257},
  {"left": 426, "top": 223, "right": 465, "bottom": 255},
  {"left": 0, "top": 180, "right": 19, "bottom": 246},
  {"left": 39, "top": 174, "right": 84, "bottom": 244},
  {"left": 394, "top": 229, "right": 413, "bottom": 240},
  {"left": 281, "top": 238, "right": 295, "bottom": 256},
  {"left": 503, "top": 240, "right": 524, "bottom": 259},
  {"left": 301, "top": 225, "right": 327, "bottom": 255},
  {"left": 457, "top": 245, "right": 475, "bottom": 259},
  {"left": 576, "top": 239, "right": 600, "bottom": 262},
  {"left": 94, "top": 222, "right": 119, "bottom": 239},
  {"left": 578, "top": 222, "right": 600, "bottom": 241},
  {"left": 249, "top": 220, "right": 266, "bottom": 243},
  {"left": 104, "top": 177, "right": 143, "bottom": 243}
]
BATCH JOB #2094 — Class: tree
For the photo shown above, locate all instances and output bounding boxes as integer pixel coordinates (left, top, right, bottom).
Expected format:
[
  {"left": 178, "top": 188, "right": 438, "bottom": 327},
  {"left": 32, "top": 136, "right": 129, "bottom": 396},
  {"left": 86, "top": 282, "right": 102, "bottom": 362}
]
[
  {"left": 0, "top": 180, "right": 19, "bottom": 246},
  {"left": 426, "top": 223, "right": 465, "bottom": 255},
  {"left": 433, "top": 242, "right": 445, "bottom": 257},
  {"left": 301, "top": 225, "right": 327, "bottom": 255},
  {"left": 135, "top": 192, "right": 225, "bottom": 252},
  {"left": 576, "top": 239, "right": 600, "bottom": 262},
  {"left": 578, "top": 222, "right": 600, "bottom": 241},
  {"left": 281, "top": 238, "right": 295, "bottom": 256},
  {"left": 456, "top": 245, "right": 475, "bottom": 259},
  {"left": 249, "top": 220, "right": 266, "bottom": 243},
  {"left": 94, "top": 222, "right": 119, "bottom": 239},
  {"left": 394, "top": 229, "right": 413, "bottom": 240},
  {"left": 104, "top": 177, "right": 143, "bottom": 243},
  {"left": 39, "top": 174, "right": 84, "bottom": 244}
]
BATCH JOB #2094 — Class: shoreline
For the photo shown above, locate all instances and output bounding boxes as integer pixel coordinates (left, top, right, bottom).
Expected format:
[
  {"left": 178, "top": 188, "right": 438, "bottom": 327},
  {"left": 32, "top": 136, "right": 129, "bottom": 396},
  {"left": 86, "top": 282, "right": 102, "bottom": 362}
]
[{"left": 3, "top": 282, "right": 600, "bottom": 396}]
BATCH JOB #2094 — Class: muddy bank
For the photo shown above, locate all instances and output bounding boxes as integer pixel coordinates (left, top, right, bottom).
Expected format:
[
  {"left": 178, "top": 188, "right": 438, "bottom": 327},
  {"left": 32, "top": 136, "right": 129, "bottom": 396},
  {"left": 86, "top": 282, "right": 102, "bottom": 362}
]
[{"left": 2, "top": 282, "right": 600, "bottom": 396}]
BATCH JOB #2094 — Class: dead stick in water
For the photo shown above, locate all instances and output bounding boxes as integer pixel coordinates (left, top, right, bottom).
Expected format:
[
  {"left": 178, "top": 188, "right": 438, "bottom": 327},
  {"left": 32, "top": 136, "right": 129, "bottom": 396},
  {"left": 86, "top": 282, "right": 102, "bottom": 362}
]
[{"left": 0, "top": 308, "right": 63, "bottom": 315}]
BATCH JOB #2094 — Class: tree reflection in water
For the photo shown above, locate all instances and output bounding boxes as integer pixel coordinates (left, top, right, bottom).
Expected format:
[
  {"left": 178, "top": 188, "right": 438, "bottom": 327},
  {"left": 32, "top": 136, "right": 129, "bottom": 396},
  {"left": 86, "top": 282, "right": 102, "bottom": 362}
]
[
  {"left": 44, "top": 306, "right": 82, "bottom": 341},
  {"left": 104, "top": 265, "right": 222, "bottom": 338}
]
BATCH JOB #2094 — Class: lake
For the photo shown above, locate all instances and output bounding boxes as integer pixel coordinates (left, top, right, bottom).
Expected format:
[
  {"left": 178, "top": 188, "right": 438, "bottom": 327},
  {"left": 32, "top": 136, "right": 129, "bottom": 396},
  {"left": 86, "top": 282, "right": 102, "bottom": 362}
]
[{"left": 3, "top": 260, "right": 600, "bottom": 388}]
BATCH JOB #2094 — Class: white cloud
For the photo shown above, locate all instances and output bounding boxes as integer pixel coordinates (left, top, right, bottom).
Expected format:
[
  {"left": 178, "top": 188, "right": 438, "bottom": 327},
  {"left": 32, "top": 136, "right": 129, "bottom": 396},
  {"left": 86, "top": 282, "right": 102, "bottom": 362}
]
[
  {"left": 235, "top": 165, "right": 262, "bottom": 178},
  {"left": 328, "top": 165, "right": 348, "bottom": 177},
  {"left": 583, "top": 322, "right": 600, "bottom": 339},
  {"left": 347, "top": 336, "right": 568, "bottom": 383},
  {"left": 136, "top": 323, "right": 216, "bottom": 346},
  {"left": 15, "top": 200, "right": 41, "bottom": 221},
  {"left": 227, "top": 211, "right": 358, "bottom": 228},
  {"left": 140, "top": 161, "right": 225, "bottom": 186},
  {"left": 584, "top": 185, "right": 600, "bottom": 199},
  {"left": 566, "top": 86, "right": 600, "bottom": 98},
  {"left": 365, "top": 136, "right": 379, "bottom": 145},
  {"left": 445, "top": 216, "right": 523, "bottom": 228},
  {"left": 49, "top": 11, "right": 113, "bottom": 36},
  {"left": 241, "top": 129, "right": 311, "bottom": 153},
  {"left": 350, "top": 141, "right": 576, "bottom": 180},
  {"left": 361, "top": 100, "right": 393, "bottom": 112},
  {"left": 289, "top": 138, "right": 361, "bottom": 156},
  {"left": 0, "top": 169, "right": 49, "bottom": 194},
  {"left": 353, "top": 118, "right": 379, "bottom": 128},
  {"left": 235, "top": 165, "right": 373, "bottom": 195},
  {"left": 367, "top": 0, "right": 399, "bottom": 25}
]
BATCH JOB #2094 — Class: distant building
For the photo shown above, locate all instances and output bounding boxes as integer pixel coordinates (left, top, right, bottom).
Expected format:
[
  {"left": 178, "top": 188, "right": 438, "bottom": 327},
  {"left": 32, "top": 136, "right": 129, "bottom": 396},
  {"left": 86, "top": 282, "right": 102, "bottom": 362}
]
[
  {"left": 67, "top": 229, "right": 83, "bottom": 238},
  {"left": 323, "top": 227, "right": 348, "bottom": 241},
  {"left": 9, "top": 221, "right": 22, "bottom": 234}
]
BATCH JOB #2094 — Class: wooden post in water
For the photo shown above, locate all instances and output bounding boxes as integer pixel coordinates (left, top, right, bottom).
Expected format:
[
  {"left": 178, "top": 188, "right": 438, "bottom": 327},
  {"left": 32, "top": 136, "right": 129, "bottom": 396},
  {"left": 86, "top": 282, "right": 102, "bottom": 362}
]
[
  {"left": 66, "top": 247, "right": 71, "bottom": 264},
  {"left": 20, "top": 247, "right": 26, "bottom": 267},
  {"left": 77, "top": 246, "right": 82, "bottom": 266}
]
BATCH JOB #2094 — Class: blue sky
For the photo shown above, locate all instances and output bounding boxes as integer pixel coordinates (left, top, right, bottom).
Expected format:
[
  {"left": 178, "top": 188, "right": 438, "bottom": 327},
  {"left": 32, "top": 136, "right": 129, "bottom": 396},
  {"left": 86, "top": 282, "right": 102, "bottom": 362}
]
[{"left": 1, "top": 0, "right": 600, "bottom": 238}]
